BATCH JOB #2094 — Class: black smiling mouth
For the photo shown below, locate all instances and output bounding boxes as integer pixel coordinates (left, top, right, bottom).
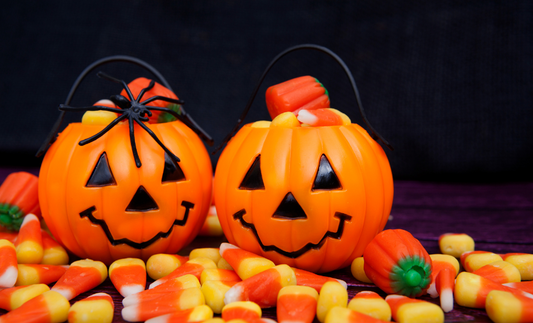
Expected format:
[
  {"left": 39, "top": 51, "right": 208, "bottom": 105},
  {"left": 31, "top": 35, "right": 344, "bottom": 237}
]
[
  {"left": 233, "top": 209, "right": 352, "bottom": 258},
  {"left": 80, "top": 200, "right": 194, "bottom": 249}
]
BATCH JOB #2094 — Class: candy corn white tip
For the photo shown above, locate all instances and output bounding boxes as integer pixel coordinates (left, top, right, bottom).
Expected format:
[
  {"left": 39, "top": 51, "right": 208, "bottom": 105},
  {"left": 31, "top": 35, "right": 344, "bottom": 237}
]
[
  {"left": 120, "top": 284, "right": 145, "bottom": 297},
  {"left": 296, "top": 109, "right": 318, "bottom": 124},
  {"left": 224, "top": 284, "right": 244, "bottom": 304},
  {"left": 427, "top": 283, "right": 438, "bottom": 298},
  {"left": 95, "top": 99, "right": 116, "bottom": 106},
  {"left": 122, "top": 295, "right": 140, "bottom": 307},
  {"left": 121, "top": 306, "right": 140, "bottom": 322},
  {"left": 51, "top": 287, "right": 74, "bottom": 300},
  {"left": 0, "top": 266, "right": 18, "bottom": 287},
  {"left": 219, "top": 243, "right": 238, "bottom": 255},
  {"left": 149, "top": 280, "right": 162, "bottom": 289},
  {"left": 440, "top": 289, "right": 454, "bottom": 312},
  {"left": 20, "top": 213, "right": 39, "bottom": 226}
]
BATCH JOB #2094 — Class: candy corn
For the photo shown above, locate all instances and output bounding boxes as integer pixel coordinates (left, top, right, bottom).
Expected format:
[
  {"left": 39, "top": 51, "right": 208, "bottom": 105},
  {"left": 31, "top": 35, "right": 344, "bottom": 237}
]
[
  {"left": 200, "top": 268, "right": 241, "bottom": 284},
  {"left": 0, "top": 172, "right": 40, "bottom": 232},
  {"left": 16, "top": 264, "right": 67, "bottom": 286},
  {"left": 454, "top": 271, "right": 525, "bottom": 308},
  {"left": 386, "top": 294, "right": 444, "bottom": 323},
  {"left": 109, "top": 258, "right": 146, "bottom": 297},
  {"left": 473, "top": 260, "right": 521, "bottom": 284},
  {"left": 15, "top": 213, "right": 43, "bottom": 264},
  {"left": 293, "top": 267, "right": 347, "bottom": 292},
  {"left": 486, "top": 290, "right": 533, "bottom": 323},
  {"left": 271, "top": 112, "right": 301, "bottom": 128},
  {"left": 121, "top": 287, "right": 205, "bottom": 322},
  {"left": 146, "top": 253, "right": 188, "bottom": 280},
  {"left": 277, "top": 285, "right": 318, "bottom": 323},
  {"left": 144, "top": 305, "right": 214, "bottom": 323},
  {"left": 123, "top": 274, "right": 200, "bottom": 307},
  {"left": 0, "top": 239, "right": 18, "bottom": 287},
  {"left": 504, "top": 281, "right": 533, "bottom": 294},
  {"left": 40, "top": 231, "right": 69, "bottom": 266},
  {"left": 438, "top": 233, "right": 475, "bottom": 258},
  {"left": 81, "top": 100, "right": 119, "bottom": 125},
  {"left": 0, "top": 232, "right": 17, "bottom": 243},
  {"left": 297, "top": 108, "right": 350, "bottom": 126},
  {"left": 0, "top": 284, "right": 49, "bottom": 311},
  {"left": 316, "top": 281, "right": 348, "bottom": 322},
  {"left": 149, "top": 257, "right": 216, "bottom": 288},
  {"left": 189, "top": 248, "right": 222, "bottom": 264},
  {"left": 502, "top": 253, "right": 533, "bottom": 281},
  {"left": 222, "top": 301, "right": 262, "bottom": 321},
  {"left": 460, "top": 250, "right": 503, "bottom": 272},
  {"left": 68, "top": 292, "right": 114, "bottom": 323},
  {"left": 350, "top": 257, "right": 373, "bottom": 283},
  {"left": 219, "top": 243, "right": 275, "bottom": 280},
  {"left": 0, "top": 290, "right": 70, "bottom": 323},
  {"left": 427, "top": 254, "right": 460, "bottom": 298},
  {"left": 224, "top": 264, "right": 296, "bottom": 308},
  {"left": 201, "top": 280, "right": 238, "bottom": 314},
  {"left": 51, "top": 259, "right": 107, "bottom": 300},
  {"left": 347, "top": 291, "right": 391, "bottom": 321},
  {"left": 325, "top": 306, "right": 390, "bottom": 323}
]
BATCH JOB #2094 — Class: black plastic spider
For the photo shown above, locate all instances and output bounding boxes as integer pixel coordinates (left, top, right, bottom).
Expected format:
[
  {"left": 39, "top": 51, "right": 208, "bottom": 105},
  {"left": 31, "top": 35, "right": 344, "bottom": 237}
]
[{"left": 59, "top": 72, "right": 204, "bottom": 168}]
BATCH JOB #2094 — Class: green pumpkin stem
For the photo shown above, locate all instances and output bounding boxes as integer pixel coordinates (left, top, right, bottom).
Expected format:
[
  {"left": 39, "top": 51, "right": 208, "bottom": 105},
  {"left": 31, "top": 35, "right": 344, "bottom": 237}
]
[
  {"left": 389, "top": 255, "right": 432, "bottom": 297},
  {"left": 0, "top": 203, "right": 25, "bottom": 231}
]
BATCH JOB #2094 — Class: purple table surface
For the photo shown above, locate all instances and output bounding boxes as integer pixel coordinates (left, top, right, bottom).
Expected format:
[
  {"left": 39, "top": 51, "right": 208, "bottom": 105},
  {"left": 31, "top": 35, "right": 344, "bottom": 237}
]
[{"left": 1, "top": 168, "right": 532, "bottom": 322}]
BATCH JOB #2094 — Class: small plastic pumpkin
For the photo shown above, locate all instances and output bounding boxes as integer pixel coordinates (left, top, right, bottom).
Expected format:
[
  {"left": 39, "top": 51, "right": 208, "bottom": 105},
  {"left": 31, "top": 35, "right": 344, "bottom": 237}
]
[
  {"left": 214, "top": 45, "right": 393, "bottom": 273},
  {"left": 38, "top": 58, "right": 213, "bottom": 264}
]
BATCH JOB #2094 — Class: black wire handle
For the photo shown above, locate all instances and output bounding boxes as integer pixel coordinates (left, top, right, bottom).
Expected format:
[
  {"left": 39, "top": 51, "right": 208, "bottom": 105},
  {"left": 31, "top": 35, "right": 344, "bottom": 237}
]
[
  {"left": 214, "top": 44, "right": 392, "bottom": 154},
  {"left": 36, "top": 55, "right": 213, "bottom": 157}
]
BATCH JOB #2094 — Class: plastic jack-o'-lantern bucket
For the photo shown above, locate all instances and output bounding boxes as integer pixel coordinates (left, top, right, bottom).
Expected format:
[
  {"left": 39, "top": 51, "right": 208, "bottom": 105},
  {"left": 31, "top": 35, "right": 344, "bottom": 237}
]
[
  {"left": 37, "top": 56, "right": 213, "bottom": 265},
  {"left": 214, "top": 45, "right": 394, "bottom": 273}
]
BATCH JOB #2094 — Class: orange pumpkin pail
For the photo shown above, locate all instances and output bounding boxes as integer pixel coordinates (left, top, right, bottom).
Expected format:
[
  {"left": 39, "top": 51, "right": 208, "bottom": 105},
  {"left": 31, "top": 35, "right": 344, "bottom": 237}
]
[
  {"left": 37, "top": 56, "right": 213, "bottom": 264},
  {"left": 214, "top": 45, "right": 394, "bottom": 273}
]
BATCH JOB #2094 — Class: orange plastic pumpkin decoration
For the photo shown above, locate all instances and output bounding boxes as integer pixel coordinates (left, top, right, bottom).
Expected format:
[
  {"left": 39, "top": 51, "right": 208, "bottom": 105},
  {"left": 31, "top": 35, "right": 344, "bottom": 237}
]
[
  {"left": 214, "top": 45, "right": 393, "bottom": 273},
  {"left": 38, "top": 58, "right": 213, "bottom": 264}
]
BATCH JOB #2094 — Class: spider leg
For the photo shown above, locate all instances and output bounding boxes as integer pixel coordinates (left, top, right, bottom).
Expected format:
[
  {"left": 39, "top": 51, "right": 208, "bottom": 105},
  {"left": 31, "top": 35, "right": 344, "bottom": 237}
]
[
  {"left": 136, "top": 79, "right": 155, "bottom": 102},
  {"left": 134, "top": 118, "right": 181, "bottom": 163},
  {"left": 59, "top": 104, "right": 124, "bottom": 114},
  {"left": 79, "top": 113, "right": 127, "bottom": 146},
  {"left": 129, "top": 115, "right": 142, "bottom": 168}
]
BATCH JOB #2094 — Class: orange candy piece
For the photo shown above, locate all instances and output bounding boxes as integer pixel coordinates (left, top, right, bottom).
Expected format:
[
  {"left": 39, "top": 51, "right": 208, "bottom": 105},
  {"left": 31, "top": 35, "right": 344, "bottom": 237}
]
[
  {"left": 504, "top": 281, "right": 533, "bottom": 294},
  {"left": 219, "top": 243, "right": 275, "bottom": 280},
  {"left": 40, "top": 231, "right": 69, "bottom": 266},
  {"left": 0, "top": 172, "right": 40, "bottom": 231},
  {"left": 149, "top": 257, "right": 216, "bottom": 288},
  {"left": 68, "top": 292, "right": 114, "bottom": 323},
  {"left": 109, "top": 258, "right": 146, "bottom": 297},
  {"left": 16, "top": 264, "right": 67, "bottom": 286},
  {"left": 0, "top": 284, "right": 49, "bottom": 311},
  {"left": 146, "top": 253, "right": 188, "bottom": 280},
  {"left": 277, "top": 285, "right": 318, "bottom": 323},
  {"left": 460, "top": 250, "right": 503, "bottom": 272},
  {"left": 0, "top": 290, "right": 70, "bottom": 323},
  {"left": 297, "top": 108, "right": 350, "bottom": 126},
  {"left": 293, "top": 267, "right": 347, "bottom": 292},
  {"left": 15, "top": 214, "right": 43, "bottom": 264},
  {"left": 473, "top": 260, "right": 521, "bottom": 284},
  {"left": 0, "top": 239, "right": 18, "bottom": 287},
  {"left": 123, "top": 274, "right": 200, "bottom": 307},
  {"left": 385, "top": 294, "right": 444, "bottom": 323},
  {"left": 51, "top": 259, "right": 107, "bottom": 300},
  {"left": 486, "top": 290, "right": 533, "bottom": 323},
  {"left": 222, "top": 301, "right": 262, "bottom": 321}
]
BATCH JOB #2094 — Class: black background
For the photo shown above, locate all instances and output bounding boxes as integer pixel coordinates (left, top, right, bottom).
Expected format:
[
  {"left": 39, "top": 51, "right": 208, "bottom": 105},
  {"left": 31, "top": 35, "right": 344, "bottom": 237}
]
[{"left": 1, "top": 1, "right": 532, "bottom": 182}]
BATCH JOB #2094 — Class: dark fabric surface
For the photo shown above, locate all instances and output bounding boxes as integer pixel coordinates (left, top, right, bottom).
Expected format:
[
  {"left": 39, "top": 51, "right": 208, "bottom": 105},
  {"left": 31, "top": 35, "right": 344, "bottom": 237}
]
[
  {"left": 1, "top": 173, "right": 531, "bottom": 322},
  {"left": 1, "top": 1, "right": 532, "bottom": 181}
]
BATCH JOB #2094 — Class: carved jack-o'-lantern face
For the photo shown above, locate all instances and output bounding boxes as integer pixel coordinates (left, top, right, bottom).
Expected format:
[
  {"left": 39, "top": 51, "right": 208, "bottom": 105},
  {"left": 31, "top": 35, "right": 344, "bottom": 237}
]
[
  {"left": 39, "top": 77, "right": 212, "bottom": 265},
  {"left": 214, "top": 123, "right": 393, "bottom": 273}
]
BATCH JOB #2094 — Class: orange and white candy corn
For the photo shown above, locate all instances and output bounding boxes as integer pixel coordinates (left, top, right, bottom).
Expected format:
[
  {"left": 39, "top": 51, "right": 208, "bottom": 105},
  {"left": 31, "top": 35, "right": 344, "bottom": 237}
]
[
  {"left": 427, "top": 254, "right": 460, "bottom": 298},
  {"left": 460, "top": 250, "right": 503, "bottom": 272},
  {"left": 190, "top": 248, "right": 222, "bottom": 264},
  {"left": 149, "top": 257, "right": 216, "bottom": 288},
  {"left": 222, "top": 301, "right": 262, "bottom": 321},
  {"left": 473, "top": 260, "right": 521, "bottom": 284},
  {"left": 325, "top": 306, "right": 390, "bottom": 323},
  {"left": 201, "top": 280, "right": 238, "bottom": 314},
  {"left": 146, "top": 253, "right": 188, "bottom": 280},
  {"left": 224, "top": 264, "right": 296, "bottom": 308},
  {"left": 121, "top": 287, "right": 205, "bottom": 322},
  {"left": 145, "top": 305, "right": 214, "bottom": 323},
  {"left": 0, "top": 290, "right": 70, "bottom": 323},
  {"left": 386, "top": 294, "right": 444, "bottom": 323},
  {"left": 15, "top": 213, "right": 43, "bottom": 264},
  {"left": 271, "top": 111, "right": 301, "bottom": 127},
  {"left": 348, "top": 291, "right": 391, "bottom": 321},
  {"left": 109, "top": 258, "right": 146, "bottom": 297},
  {"left": 293, "top": 267, "right": 347, "bottom": 292},
  {"left": 454, "top": 271, "right": 527, "bottom": 308},
  {"left": 40, "top": 231, "right": 69, "bottom": 266},
  {"left": 427, "top": 254, "right": 460, "bottom": 312},
  {"left": 317, "top": 281, "right": 348, "bottom": 322},
  {"left": 51, "top": 259, "right": 107, "bottom": 300},
  {"left": 200, "top": 268, "right": 241, "bottom": 285},
  {"left": 16, "top": 264, "right": 68, "bottom": 286},
  {"left": 350, "top": 257, "right": 373, "bottom": 283},
  {"left": 502, "top": 253, "right": 533, "bottom": 281},
  {"left": 297, "top": 108, "right": 351, "bottom": 126},
  {"left": 0, "top": 239, "right": 18, "bottom": 287},
  {"left": 219, "top": 243, "right": 275, "bottom": 280},
  {"left": 277, "top": 285, "right": 318, "bottom": 323},
  {"left": 486, "top": 289, "right": 533, "bottom": 323},
  {"left": 438, "top": 233, "right": 475, "bottom": 258},
  {"left": 504, "top": 281, "right": 533, "bottom": 294},
  {"left": 123, "top": 274, "right": 200, "bottom": 307},
  {"left": 0, "top": 284, "right": 49, "bottom": 311},
  {"left": 68, "top": 292, "right": 114, "bottom": 323}
]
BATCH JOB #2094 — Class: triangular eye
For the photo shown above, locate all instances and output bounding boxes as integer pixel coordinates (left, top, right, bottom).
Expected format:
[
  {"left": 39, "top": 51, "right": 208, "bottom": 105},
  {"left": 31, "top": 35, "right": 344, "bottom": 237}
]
[
  {"left": 239, "top": 155, "right": 265, "bottom": 190},
  {"left": 162, "top": 153, "right": 186, "bottom": 183},
  {"left": 312, "top": 154, "right": 341, "bottom": 190},
  {"left": 86, "top": 152, "right": 116, "bottom": 187}
]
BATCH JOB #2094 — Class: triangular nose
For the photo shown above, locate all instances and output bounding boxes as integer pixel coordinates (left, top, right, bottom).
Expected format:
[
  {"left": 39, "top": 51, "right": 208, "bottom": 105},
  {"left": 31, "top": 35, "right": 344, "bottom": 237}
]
[
  {"left": 273, "top": 192, "right": 307, "bottom": 220},
  {"left": 126, "top": 186, "right": 159, "bottom": 212}
]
